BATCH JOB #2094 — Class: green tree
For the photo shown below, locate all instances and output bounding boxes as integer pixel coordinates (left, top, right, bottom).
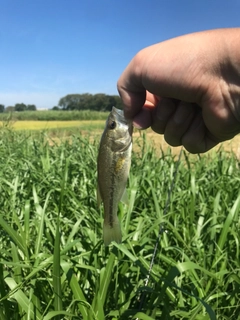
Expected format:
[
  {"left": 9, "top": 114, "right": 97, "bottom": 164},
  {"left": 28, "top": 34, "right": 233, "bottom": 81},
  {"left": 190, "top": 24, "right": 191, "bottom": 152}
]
[
  {"left": 52, "top": 106, "right": 60, "bottom": 110},
  {"left": 5, "top": 106, "right": 15, "bottom": 112},
  {"left": 88, "top": 93, "right": 107, "bottom": 111},
  {"left": 58, "top": 93, "right": 123, "bottom": 111},
  {"left": 111, "top": 95, "right": 123, "bottom": 110},
  {"left": 15, "top": 103, "right": 27, "bottom": 112},
  {"left": 26, "top": 104, "right": 36, "bottom": 111},
  {"left": 58, "top": 94, "right": 84, "bottom": 110},
  {"left": 0, "top": 104, "right": 5, "bottom": 113}
]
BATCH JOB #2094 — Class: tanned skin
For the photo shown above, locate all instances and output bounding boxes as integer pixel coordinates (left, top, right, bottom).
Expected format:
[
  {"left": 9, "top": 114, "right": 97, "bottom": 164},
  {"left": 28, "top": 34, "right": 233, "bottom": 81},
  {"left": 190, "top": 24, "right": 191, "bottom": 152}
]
[{"left": 118, "top": 28, "right": 240, "bottom": 153}]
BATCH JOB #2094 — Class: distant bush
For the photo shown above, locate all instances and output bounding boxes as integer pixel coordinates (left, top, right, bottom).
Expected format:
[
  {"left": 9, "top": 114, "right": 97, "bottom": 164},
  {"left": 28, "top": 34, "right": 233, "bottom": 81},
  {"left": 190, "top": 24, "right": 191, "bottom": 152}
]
[{"left": 0, "top": 110, "right": 109, "bottom": 121}]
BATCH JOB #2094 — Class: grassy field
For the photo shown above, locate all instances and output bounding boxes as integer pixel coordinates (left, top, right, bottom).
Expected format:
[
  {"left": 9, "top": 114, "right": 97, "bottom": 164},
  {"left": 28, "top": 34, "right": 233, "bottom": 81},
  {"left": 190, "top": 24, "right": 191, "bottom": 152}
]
[
  {"left": 3, "top": 118, "right": 240, "bottom": 154},
  {"left": 0, "top": 110, "right": 109, "bottom": 121},
  {"left": 0, "top": 127, "right": 239, "bottom": 319},
  {"left": 9, "top": 120, "right": 105, "bottom": 132}
]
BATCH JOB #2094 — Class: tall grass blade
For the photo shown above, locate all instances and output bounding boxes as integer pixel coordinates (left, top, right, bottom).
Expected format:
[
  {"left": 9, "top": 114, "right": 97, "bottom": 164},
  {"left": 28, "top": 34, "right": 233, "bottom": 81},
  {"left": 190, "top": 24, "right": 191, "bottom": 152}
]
[
  {"left": 134, "top": 313, "right": 155, "bottom": 320},
  {"left": 0, "top": 264, "right": 10, "bottom": 319},
  {"left": 61, "top": 261, "right": 91, "bottom": 320},
  {"left": 4, "top": 277, "right": 42, "bottom": 320},
  {"left": 0, "top": 216, "right": 27, "bottom": 256},
  {"left": 217, "top": 194, "right": 240, "bottom": 252},
  {"left": 53, "top": 216, "right": 62, "bottom": 314},
  {"left": 43, "top": 310, "right": 79, "bottom": 320}
]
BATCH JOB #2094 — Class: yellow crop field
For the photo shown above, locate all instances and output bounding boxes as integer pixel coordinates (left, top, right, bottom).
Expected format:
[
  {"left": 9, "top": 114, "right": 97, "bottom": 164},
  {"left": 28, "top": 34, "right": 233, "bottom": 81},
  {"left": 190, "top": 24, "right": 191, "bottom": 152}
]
[
  {"left": 9, "top": 120, "right": 105, "bottom": 131},
  {"left": 3, "top": 119, "right": 240, "bottom": 155},
  {"left": 11, "top": 120, "right": 104, "bottom": 130},
  {"left": 13, "top": 120, "right": 81, "bottom": 130}
]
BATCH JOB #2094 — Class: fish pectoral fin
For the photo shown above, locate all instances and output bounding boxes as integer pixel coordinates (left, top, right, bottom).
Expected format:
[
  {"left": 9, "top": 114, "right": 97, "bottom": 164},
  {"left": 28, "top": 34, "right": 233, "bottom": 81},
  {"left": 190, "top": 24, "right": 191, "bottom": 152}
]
[
  {"left": 97, "top": 185, "right": 102, "bottom": 207},
  {"left": 120, "top": 188, "right": 129, "bottom": 205}
]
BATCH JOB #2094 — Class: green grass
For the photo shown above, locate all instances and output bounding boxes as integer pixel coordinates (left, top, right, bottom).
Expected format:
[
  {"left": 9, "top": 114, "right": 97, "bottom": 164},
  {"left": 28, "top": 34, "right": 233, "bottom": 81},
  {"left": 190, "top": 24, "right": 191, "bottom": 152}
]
[
  {"left": 0, "top": 110, "right": 108, "bottom": 121},
  {"left": 0, "top": 128, "right": 239, "bottom": 319}
]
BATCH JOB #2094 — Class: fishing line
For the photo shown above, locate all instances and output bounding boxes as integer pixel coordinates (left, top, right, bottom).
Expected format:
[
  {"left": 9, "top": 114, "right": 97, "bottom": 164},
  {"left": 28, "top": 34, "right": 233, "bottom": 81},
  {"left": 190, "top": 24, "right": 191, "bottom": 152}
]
[{"left": 137, "top": 147, "right": 183, "bottom": 314}]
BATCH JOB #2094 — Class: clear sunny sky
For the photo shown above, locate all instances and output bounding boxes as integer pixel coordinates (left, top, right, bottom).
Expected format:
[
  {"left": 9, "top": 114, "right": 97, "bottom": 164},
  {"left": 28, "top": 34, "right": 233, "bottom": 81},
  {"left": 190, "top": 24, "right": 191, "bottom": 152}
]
[{"left": 1, "top": 0, "right": 240, "bottom": 109}]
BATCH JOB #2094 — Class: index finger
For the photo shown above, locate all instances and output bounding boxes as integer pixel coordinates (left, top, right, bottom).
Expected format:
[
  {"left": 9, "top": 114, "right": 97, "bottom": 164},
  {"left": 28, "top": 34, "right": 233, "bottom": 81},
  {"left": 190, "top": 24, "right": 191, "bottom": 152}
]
[
  {"left": 117, "top": 55, "right": 147, "bottom": 119},
  {"left": 145, "top": 91, "right": 160, "bottom": 109}
]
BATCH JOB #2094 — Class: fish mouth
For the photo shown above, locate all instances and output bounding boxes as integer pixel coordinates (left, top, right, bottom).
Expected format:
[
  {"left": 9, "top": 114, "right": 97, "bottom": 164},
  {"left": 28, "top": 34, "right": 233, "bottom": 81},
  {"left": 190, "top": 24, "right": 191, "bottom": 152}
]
[
  {"left": 112, "top": 107, "right": 131, "bottom": 125},
  {"left": 112, "top": 106, "right": 124, "bottom": 117}
]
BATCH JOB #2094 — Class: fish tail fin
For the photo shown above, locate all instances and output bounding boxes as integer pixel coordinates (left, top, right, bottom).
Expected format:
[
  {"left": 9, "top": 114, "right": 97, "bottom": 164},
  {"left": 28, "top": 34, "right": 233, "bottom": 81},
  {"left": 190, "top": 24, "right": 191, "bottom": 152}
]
[{"left": 103, "top": 217, "right": 122, "bottom": 246}]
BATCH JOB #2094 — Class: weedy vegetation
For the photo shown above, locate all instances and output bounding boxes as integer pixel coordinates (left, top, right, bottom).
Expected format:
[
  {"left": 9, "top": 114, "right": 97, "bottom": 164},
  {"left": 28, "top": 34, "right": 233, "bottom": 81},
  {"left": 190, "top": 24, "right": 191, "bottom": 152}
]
[
  {"left": 0, "top": 126, "right": 239, "bottom": 319},
  {"left": 0, "top": 110, "right": 108, "bottom": 122}
]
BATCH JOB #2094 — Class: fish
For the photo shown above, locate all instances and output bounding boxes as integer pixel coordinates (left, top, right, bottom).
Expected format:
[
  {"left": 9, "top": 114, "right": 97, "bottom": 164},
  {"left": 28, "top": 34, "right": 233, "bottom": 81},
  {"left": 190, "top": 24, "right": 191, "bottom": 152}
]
[{"left": 97, "top": 106, "right": 133, "bottom": 245}]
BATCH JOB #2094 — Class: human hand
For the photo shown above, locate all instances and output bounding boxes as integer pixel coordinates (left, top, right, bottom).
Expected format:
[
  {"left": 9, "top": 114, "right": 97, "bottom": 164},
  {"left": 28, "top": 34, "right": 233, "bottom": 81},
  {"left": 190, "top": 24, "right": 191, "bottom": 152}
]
[{"left": 117, "top": 29, "right": 240, "bottom": 153}]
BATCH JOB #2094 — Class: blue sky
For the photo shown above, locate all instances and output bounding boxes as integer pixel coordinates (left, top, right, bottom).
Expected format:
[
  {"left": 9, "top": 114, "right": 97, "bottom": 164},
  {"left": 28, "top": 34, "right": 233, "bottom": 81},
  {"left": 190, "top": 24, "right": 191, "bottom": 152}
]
[{"left": 1, "top": 0, "right": 240, "bottom": 109}]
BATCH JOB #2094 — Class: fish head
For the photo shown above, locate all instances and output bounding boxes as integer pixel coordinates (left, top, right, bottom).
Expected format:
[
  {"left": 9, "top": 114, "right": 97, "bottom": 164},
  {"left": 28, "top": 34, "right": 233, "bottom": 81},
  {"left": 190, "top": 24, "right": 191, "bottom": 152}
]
[{"left": 104, "top": 107, "right": 133, "bottom": 152}]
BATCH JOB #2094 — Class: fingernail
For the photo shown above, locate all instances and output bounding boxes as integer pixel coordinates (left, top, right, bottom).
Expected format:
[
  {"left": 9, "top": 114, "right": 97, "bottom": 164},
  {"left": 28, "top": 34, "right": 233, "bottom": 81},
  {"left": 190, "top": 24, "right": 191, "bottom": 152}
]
[{"left": 133, "top": 121, "right": 144, "bottom": 129}]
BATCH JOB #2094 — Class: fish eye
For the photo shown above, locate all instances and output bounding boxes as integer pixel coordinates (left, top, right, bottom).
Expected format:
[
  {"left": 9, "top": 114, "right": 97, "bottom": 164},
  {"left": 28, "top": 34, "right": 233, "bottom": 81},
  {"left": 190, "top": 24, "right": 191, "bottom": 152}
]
[{"left": 109, "top": 121, "right": 116, "bottom": 130}]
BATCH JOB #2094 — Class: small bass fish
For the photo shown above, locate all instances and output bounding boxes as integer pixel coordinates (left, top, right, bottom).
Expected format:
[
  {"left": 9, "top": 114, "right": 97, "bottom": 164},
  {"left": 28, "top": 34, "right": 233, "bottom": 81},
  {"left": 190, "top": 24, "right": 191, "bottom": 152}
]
[{"left": 97, "top": 107, "right": 133, "bottom": 245}]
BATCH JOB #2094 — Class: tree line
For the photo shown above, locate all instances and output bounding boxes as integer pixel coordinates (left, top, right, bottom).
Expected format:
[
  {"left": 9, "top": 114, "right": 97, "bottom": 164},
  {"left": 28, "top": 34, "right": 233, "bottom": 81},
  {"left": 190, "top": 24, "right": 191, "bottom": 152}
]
[
  {"left": 0, "top": 93, "right": 123, "bottom": 113},
  {"left": 0, "top": 103, "right": 36, "bottom": 113},
  {"left": 56, "top": 93, "right": 122, "bottom": 111}
]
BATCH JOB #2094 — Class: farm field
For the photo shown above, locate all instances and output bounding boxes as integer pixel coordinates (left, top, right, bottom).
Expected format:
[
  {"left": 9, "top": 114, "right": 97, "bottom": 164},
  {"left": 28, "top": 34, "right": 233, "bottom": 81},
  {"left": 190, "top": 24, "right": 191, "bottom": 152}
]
[
  {"left": 11, "top": 120, "right": 105, "bottom": 132},
  {"left": 0, "top": 122, "right": 239, "bottom": 319},
  {"left": 6, "top": 119, "right": 240, "bottom": 156},
  {"left": 0, "top": 110, "right": 109, "bottom": 121}
]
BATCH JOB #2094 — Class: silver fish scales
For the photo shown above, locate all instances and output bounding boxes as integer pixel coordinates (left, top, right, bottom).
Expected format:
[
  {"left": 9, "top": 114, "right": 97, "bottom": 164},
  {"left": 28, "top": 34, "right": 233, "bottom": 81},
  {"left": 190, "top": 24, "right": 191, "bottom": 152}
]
[{"left": 97, "top": 107, "right": 133, "bottom": 245}]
